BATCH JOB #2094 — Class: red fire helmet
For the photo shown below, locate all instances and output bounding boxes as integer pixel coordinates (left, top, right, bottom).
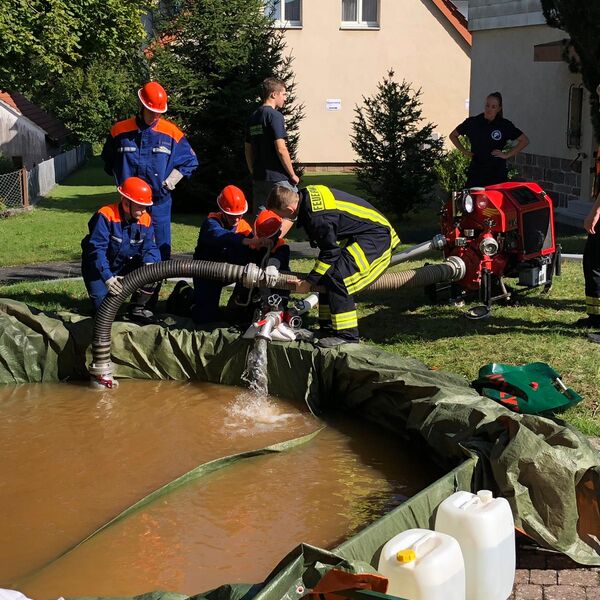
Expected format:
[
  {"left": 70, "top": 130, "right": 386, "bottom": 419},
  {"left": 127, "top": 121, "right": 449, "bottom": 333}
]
[
  {"left": 118, "top": 177, "right": 153, "bottom": 206},
  {"left": 217, "top": 185, "right": 248, "bottom": 216},
  {"left": 138, "top": 81, "right": 168, "bottom": 113},
  {"left": 254, "top": 210, "right": 282, "bottom": 238}
]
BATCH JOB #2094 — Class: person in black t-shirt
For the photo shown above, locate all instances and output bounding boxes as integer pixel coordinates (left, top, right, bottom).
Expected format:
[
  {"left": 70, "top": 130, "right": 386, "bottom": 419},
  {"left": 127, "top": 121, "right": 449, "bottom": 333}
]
[
  {"left": 245, "top": 77, "right": 299, "bottom": 219},
  {"left": 449, "top": 92, "right": 529, "bottom": 188}
]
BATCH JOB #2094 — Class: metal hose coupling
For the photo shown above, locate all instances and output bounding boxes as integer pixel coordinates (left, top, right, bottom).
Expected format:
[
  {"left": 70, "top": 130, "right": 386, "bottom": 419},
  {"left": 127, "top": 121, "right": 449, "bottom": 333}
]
[
  {"left": 89, "top": 361, "right": 119, "bottom": 390},
  {"left": 255, "top": 311, "right": 283, "bottom": 342},
  {"left": 445, "top": 255, "right": 466, "bottom": 280},
  {"left": 243, "top": 263, "right": 264, "bottom": 288}
]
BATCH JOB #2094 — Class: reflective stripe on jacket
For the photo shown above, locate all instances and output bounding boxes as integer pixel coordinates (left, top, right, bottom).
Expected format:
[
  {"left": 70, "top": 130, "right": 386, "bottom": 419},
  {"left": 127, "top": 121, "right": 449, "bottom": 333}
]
[
  {"left": 297, "top": 185, "right": 400, "bottom": 284},
  {"left": 101, "top": 116, "right": 198, "bottom": 205}
]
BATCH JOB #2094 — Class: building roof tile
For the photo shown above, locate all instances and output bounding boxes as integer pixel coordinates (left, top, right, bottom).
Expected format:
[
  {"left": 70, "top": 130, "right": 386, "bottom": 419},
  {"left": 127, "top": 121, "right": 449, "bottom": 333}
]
[{"left": 432, "top": 0, "right": 472, "bottom": 46}]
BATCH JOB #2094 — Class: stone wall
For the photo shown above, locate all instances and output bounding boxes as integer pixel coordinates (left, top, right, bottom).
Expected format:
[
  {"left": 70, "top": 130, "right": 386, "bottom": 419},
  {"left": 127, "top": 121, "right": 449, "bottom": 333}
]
[
  {"left": 510, "top": 152, "right": 581, "bottom": 208},
  {"left": 302, "top": 164, "right": 356, "bottom": 173}
]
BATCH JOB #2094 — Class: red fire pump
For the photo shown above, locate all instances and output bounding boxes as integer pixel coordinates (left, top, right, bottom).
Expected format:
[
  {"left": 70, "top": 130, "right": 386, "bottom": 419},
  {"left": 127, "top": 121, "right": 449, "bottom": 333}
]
[{"left": 436, "top": 182, "right": 561, "bottom": 314}]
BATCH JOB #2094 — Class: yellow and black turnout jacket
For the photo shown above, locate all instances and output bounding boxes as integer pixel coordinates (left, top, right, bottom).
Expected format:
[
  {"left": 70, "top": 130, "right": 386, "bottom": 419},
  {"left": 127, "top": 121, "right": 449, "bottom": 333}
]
[{"left": 297, "top": 185, "right": 400, "bottom": 295}]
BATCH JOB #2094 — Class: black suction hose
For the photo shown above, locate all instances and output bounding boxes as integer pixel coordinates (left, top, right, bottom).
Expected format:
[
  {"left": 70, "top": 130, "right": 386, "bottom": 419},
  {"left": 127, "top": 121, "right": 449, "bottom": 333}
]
[
  {"left": 89, "top": 257, "right": 465, "bottom": 387},
  {"left": 90, "top": 260, "right": 250, "bottom": 383}
]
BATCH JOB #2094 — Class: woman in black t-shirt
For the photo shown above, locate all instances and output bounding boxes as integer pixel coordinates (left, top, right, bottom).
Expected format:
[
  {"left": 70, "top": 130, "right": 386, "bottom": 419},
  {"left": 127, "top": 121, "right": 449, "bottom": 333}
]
[{"left": 449, "top": 92, "right": 529, "bottom": 188}]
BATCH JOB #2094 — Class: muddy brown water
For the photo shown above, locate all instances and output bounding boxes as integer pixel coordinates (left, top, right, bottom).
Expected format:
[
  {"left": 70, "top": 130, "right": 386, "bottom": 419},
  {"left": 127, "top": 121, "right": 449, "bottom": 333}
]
[{"left": 0, "top": 380, "right": 439, "bottom": 599}]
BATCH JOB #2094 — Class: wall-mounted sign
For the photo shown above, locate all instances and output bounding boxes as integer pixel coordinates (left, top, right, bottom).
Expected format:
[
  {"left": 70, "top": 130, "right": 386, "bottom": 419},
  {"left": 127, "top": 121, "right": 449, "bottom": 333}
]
[{"left": 326, "top": 99, "right": 342, "bottom": 111}]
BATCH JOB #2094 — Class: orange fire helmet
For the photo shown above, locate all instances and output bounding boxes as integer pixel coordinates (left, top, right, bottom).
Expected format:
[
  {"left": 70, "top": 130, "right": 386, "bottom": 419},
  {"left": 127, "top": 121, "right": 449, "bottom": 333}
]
[
  {"left": 138, "top": 81, "right": 168, "bottom": 113},
  {"left": 118, "top": 177, "right": 153, "bottom": 206},
  {"left": 254, "top": 210, "right": 282, "bottom": 238},
  {"left": 217, "top": 185, "right": 248, "bottom": 216}
]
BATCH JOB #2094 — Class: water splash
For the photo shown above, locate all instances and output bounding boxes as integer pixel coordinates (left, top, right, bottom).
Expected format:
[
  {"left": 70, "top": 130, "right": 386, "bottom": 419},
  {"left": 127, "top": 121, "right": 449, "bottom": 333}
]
[
  {"left": 223, "top": 389, "right": 310, "bottom": 435},
  {"left": 241, "top": 338, "right": 269, "bottom": 396}
]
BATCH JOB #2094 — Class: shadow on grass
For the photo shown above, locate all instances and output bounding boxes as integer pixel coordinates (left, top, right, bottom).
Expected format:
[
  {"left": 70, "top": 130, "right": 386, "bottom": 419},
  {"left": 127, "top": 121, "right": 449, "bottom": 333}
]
[
  {"left": 358, "top": 289, "right": 588, "bottom": 345},
  {"left": 38, "top": 192, "right": 118, "bottom": 213}
]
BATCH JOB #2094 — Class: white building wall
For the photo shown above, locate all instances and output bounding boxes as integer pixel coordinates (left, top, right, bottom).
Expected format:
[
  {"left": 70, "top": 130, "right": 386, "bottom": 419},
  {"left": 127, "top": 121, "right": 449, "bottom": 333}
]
[
  {"left": 283, "top": 0, "right": 471, "bottom": 164},
  {"left": 0, "top": 102, "right": 49, "bottom": 169},
  {"left": 470, "top": 25, "right": 584, "bottom": 158},
  {"left": 469, "top": 10, "right": 595, "bottom": 206}
]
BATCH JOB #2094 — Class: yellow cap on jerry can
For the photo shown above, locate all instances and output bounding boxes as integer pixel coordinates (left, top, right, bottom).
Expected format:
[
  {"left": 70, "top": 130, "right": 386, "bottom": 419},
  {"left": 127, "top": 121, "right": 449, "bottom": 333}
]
[{"left": 396, "top": 549, "right": 416, "bottom": 563}]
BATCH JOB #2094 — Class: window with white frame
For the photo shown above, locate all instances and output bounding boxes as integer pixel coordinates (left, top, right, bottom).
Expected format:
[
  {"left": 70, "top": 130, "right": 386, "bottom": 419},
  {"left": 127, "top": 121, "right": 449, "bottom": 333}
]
[
  {"left": 341, "top": 0, "right": 379, "bottom": 28},
  {"left": 265, "top": 0, "right": 302, "bottom": 28}
]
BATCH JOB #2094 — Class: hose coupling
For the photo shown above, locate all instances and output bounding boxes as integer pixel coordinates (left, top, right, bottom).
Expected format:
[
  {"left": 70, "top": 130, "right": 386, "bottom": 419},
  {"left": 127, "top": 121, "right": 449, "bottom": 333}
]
[
  {"left": 243, "top": 263, "right": 262, "bottom": 288},
  {"left": 255, "top": 311, "right": 283, "bottom": 341},
  {"left": 88, "top": 361, "right": 119, "bottom": 390},
  {"left": 431, "top": 234, "right": 447, "bottom": 251},
  {"left": 446, "top": 256, "right": 467, "bottom": 281}
]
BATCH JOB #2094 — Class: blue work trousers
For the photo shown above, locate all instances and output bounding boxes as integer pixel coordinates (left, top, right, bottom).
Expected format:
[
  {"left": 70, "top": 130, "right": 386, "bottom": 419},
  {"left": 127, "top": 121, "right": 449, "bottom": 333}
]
[{"left": 82, "top": 256, "right": 146, "bottom": 311}]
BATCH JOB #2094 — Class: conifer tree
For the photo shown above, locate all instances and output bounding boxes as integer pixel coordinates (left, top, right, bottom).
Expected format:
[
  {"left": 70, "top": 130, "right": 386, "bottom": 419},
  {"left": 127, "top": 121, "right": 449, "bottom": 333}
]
[
  {"left": 151, "top": 0, "right": 304, "bottom": 209},
  {"left": 541, "top": 1, "right": 600, "bottom": 140},
  {"left": 351, "top": 70, "right": 443, "bottom": 219}
]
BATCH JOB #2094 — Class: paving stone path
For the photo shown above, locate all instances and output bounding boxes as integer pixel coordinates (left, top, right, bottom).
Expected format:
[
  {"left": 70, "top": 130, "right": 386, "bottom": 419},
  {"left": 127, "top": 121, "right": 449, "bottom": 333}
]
[{"left": 512, "top": 547, "right": 600, "bottom": 599}]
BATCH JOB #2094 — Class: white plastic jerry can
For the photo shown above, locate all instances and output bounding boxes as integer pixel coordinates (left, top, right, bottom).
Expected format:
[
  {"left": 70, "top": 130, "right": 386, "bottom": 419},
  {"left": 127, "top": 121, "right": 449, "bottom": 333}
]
[
  {"left": 435, "top": 490, "right": 515, "bottom": 600},
  {"left": 377, "top": 528, "right": 466, "bottom": 600}
]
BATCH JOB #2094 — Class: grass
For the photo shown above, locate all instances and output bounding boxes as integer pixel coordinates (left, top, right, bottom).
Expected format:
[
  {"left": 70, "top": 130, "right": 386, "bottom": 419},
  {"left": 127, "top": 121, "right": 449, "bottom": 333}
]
[
  {"left": 0, "top": 161, "right": 588, "bottom": 266},
  {"left": 0, "top": 157, "right": 205, "bottom": 267},
  {"left": 0, "top": 162, "right": 598, "bottom": 434}
]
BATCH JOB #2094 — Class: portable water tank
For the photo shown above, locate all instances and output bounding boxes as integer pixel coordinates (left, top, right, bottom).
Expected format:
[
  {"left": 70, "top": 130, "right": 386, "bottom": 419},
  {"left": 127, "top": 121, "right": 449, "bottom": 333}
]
[
  {"left": 377, "top": 528, "right": 465, "bottom": 600},
  {"left": 435, "top": 490, "right": 515, "bottom": 600}
]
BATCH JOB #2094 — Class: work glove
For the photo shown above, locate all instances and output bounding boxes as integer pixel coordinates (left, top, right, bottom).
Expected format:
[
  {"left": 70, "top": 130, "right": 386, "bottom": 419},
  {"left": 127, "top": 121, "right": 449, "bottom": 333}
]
[
  {"left": 162, "top": 168, "right": 183, "bottom": 191},
  {"left": 264, "top": 265, "right": 280, "bottom": 288},
  {"left": 105, "top": 275, "right": 124, "bottom": 296}
]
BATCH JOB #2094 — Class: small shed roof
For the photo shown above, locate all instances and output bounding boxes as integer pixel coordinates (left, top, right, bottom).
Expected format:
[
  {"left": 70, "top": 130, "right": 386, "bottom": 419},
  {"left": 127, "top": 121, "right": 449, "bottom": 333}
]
[{"left": 0, "top": 91, "right": 71, "bottom": 144}]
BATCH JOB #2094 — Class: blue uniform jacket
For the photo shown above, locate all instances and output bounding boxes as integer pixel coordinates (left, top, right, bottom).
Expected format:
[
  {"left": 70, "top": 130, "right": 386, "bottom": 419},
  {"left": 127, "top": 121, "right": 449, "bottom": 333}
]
[
  {"left": 101, "top": 115, "right": 198, "bottom": 206},
  {"left": 193, "top": 212, "right": 254, "bottom": 263},
  {"left": 81, "top": 203, "right": 161, "bottom": 282}
]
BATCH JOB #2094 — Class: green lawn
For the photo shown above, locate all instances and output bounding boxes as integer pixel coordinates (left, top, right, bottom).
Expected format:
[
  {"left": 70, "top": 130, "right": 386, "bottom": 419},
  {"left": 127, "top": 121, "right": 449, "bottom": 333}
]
[
  {"left": 0, "top": 162, "right": 598, "bottom": 434},
  {"left": 0, "top": 160, "right": 588, "bottom": 266},
  {"left": 0, "top": 157, "right": 206, "bottom": 266}
]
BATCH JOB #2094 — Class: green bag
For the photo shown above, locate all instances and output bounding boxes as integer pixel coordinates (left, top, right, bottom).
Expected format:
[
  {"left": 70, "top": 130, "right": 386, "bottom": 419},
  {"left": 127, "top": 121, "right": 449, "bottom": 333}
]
[{"left": 472, "top": 362, "right": 582, "bottom": 415}]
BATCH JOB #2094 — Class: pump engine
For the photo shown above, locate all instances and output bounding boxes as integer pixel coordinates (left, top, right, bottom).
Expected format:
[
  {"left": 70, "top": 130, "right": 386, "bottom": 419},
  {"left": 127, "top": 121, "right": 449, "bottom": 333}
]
[{"left": 438, "top": 182, "right": 561, "bottom": 309}]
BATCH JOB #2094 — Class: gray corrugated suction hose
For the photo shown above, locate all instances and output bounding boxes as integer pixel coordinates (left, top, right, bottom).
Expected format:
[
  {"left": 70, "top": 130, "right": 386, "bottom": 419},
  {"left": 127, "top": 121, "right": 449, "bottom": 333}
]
[
  {"left": 361, "top": 257, "right": 465, "bottom": 292},
  {"left": 88, "top": 256, "right": 465, "bottom": 388},
  {"left": 89, "top": 259, "right": 252, "bottom": 387}
]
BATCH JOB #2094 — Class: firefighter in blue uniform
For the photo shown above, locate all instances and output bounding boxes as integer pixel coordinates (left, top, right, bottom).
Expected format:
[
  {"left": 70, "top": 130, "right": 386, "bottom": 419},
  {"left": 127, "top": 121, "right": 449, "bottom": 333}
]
[
  {"left": 81, "top": 177, "right": 161, "bottom": 319},
  {"left": 192, "top": 185, "right": 271, "bottom": 324},
  {"left": 268, "top": 185, "right": 400, "bottom": 347},
  {"left": 101, "top": 81, "right": 198, "bottom": 261}
]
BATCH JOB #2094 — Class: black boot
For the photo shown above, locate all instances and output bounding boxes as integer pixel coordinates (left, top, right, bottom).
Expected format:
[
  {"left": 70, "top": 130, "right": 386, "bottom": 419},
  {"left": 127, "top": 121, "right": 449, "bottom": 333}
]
[
  {"left": 317, "top": 336, "right": 359, "bottom": 348},
  {"left": 166, "top": 280, "right": 194, "bottom": 317},
  {"left": 574, "top": 316, "right": 600, "bottom": 328},
  {"left": 128, "top": 284, "right": 157, "bottom": 324}
]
